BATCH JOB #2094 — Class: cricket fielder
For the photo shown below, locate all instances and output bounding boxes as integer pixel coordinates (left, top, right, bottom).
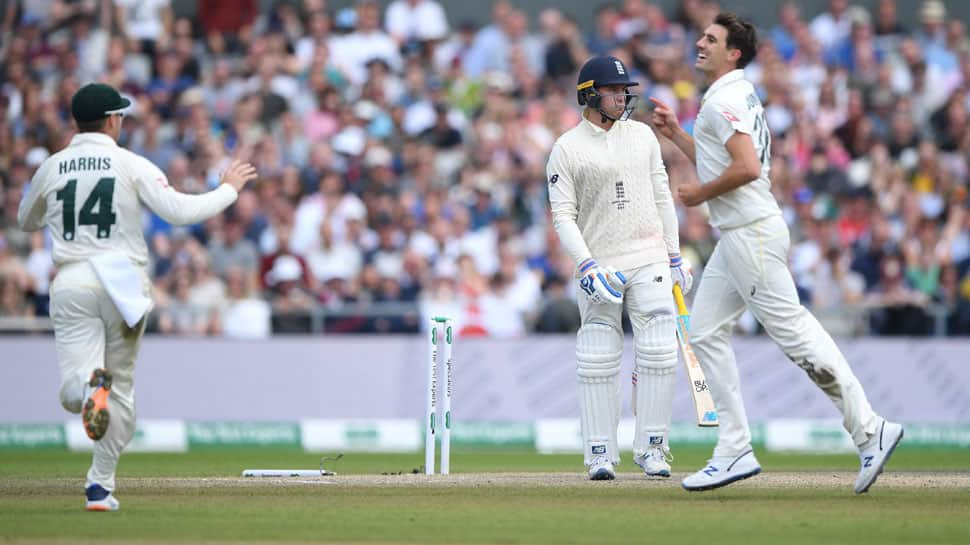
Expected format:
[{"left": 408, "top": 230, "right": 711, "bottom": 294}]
[
  {"left": 547, "top": 56, "right": 693, "bottom": 480},
  {"left": 650, "top": 13, "right": 903, "bottom": 493},
  {"left": 18, "top": 83, "right": 257, "bottom": 510}
]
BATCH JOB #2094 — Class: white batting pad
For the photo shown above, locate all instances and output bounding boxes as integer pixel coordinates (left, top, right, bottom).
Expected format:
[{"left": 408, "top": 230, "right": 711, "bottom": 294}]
[
  {"left": 576, "top": 322, "right": 623, "bottom": 465},
  {"left": 633, "top": 314, "right": 677, "bottom": 454}
]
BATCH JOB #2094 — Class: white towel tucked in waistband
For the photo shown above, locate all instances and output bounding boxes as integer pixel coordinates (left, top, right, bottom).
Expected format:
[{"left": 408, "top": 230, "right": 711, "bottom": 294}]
[{"left": 89, "top": 251, "right": 153, "bottom": 328}]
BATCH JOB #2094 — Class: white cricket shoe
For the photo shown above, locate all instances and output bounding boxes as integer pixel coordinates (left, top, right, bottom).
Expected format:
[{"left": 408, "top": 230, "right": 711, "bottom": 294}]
[
  {"left": 634, "top": 447, "right": 672, "bottom": 477},
  {"left": 854, "top": 419, "right": 904, "bottom": 494},
  {"left": 682, "top": 449, "right": 761, "bottom": 491},
  {"left": 588, "top": 455, "right": 616, "bottom": 481},
  {"left": 85, "top": 484, "right": 120, "bottom": 512}
]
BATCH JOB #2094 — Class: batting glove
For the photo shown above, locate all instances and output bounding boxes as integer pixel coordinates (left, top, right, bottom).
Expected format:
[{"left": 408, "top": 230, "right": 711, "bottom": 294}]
[
  {"left": 669, "top": 253, "right": 693, "bottom": 294},
  {"left": 577, "top": 258, "right": 627, "bottom": 305}
]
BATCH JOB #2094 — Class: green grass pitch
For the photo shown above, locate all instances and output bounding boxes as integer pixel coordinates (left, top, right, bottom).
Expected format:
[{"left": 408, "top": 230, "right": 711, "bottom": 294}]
[{"left": 1, "top": 445, "right": 969, "bottom": 544}]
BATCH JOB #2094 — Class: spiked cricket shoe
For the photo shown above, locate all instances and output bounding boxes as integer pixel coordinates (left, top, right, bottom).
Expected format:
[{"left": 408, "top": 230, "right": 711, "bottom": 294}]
[
  {"left": 855, "top": 419, "right": 904, "bottom": 494},
  {"left": 682, "top": 449, "right": 761, "bottom": 491},
  {"left": 82, "top": 369, "right": 112, "bottom": 441}
]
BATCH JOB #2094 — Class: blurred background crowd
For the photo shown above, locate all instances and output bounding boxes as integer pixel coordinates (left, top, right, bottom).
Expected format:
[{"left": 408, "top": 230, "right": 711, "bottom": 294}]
[{"left": 1, "top": 0, "right": 970, "bottom": 337}]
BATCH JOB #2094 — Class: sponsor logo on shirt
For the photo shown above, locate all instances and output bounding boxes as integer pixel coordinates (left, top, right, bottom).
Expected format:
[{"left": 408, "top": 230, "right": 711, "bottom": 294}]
[{"left": 721, "top": 111, "right": 740, "bottom": 123}]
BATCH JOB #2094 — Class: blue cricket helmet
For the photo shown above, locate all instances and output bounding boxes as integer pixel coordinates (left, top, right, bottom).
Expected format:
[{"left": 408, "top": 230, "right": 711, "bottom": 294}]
[{"left": 576, "top": 56, "right": 639, "bottom": 121}]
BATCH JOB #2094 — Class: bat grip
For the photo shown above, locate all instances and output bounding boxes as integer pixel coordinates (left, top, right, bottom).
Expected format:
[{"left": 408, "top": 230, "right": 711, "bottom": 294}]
[{"left": 672, "top": 283, "right": 688, "bottom": 317}]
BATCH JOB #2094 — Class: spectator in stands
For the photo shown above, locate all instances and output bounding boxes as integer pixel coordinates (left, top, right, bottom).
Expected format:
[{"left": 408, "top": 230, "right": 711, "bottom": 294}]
[
  {"left": 0, "top": 273, "right": 32, "bottom": 318},
  {"left": 24, "top": 231, "right": 53, "bottom": 316},
  {"left": 2, "top": 0, "right": 970, "bottom": 337},
  {"left": 331, "top": 0, "right": 402, "bottom": 85},
  {"left": 208, "top": 213, "right": 259, "bottom": 280},
  {"left": 216, "top": 265, "right": 271, "bottom": 339},
  {"left": 157, "top": 266, "right": 212, "bottom": 336},
  {"left": 810, "top": 0, "right": 852, "bottom": 56},
  {"left": 0, "top": 233, "right": 28, "bottom": 291},
  {"left": 265, "top": 254, "right": 316, "bottom": 333},
  {"left": 544, "top": 12, "right": 588, "bottom": 81},
  {"left": 586, "top": 4, "right": 619, "bottom": 56},
  {"left": 114, "top": 0, "right": 172, "bottom": 57},
  {"left": 198, "top": 0, "right": 258, "bottom": 54},
  {"left": 384, "top": 0, "right": 449, "bottom": 49},
  {"left": 259, "top": 221, "right": 314, "bottom": 291},
  {"left": 870, "top": 252, "right": 933, "bottom": 336}
]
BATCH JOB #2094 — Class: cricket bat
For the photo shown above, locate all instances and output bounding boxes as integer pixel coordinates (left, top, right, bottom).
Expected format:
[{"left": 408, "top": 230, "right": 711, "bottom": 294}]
[{"left": 673, "top": 284, "right": 719, "bottom": 427}]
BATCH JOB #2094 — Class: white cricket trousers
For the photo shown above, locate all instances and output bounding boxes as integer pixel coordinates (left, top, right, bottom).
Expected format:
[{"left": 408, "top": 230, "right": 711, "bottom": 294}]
[
  {"left": 690, "top": 215, "right": 878, "bottom": 456},
  {"left": 577, "top": 262, "right": 678, "bottom": 463},
  {"left": 49, "top": 261, "right": 148, "bottom": 492}
]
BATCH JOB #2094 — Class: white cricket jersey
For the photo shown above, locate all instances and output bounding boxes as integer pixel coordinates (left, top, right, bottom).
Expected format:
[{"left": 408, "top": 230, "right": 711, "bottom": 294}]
[
  {"left": 693, "top": 69, "right": 782, "bottom": 230},
  {"left": 547, "top": 117, "right": 679, "bottom": 272},
  {"left": 18, "top": 132, "right": 238, "bottom": 267}
]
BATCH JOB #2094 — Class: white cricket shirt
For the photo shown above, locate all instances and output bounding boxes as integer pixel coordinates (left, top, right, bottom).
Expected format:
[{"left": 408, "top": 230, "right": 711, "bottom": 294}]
[
  {"left": 693, "top": 69, "right": 782, "bottom": 230},
  {"left": 18, "top": 133, "right": 238, "bottom": 267},
  {"left": 547, "top": 117, "right": 679, "bottom": 272}
]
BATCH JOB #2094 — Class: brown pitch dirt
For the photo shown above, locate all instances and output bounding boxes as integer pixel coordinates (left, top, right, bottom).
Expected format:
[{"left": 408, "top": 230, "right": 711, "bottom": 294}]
[{"left": 4, "top": 471, "right": 969, "bottom": 494}]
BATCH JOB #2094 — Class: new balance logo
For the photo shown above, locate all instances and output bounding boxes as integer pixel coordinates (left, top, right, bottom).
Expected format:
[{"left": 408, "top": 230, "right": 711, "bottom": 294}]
[
  {"left": 649, "top": 436, "right": 663, "bottom": 446},
  {"left": 702, "top": 465, "right": 718, "bottom": 477},
  {"left": 614, "top": 60, "right": 625, "bottom": 75},
  {"left": 592, "top": 445, "right": 607, "bottom": 455},
  {"left": 863, "top": 455, "right": 874, "bottom": 468}
]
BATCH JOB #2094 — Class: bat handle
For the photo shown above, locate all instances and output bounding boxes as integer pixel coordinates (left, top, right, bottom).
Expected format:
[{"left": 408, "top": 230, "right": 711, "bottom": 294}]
[{"left": 672, "top": 283, "right": 688, "bottom": 317}]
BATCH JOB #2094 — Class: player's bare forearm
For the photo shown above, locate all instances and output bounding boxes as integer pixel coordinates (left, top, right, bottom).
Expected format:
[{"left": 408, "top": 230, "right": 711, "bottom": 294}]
[
  {"left": 684, "top": 131, "right": 761, "bottom": 205},
  {"left": 698, "top": 160, "right": 759, "bottom": 201},
  {"left": 670, "top": 127, "right": 696, "bottom": 164},
  {"left": 649, "top": 96, "right": 695, "bottom": 163},
  {"left": 703, "top": 132, "right": 762, "bottom": 201}
]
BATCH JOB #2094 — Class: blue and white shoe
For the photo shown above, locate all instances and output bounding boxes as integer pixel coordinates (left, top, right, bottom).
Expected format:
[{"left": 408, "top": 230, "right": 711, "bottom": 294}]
[
  {"left": 854, "top": 419, "right": 904, "bottom": 494},
  {"left": 588, "top": 455, "right": 616, "bottom": 481},
  {"left": 634, "top": 447, "right": 672, "bottom": 478},
  {"left": 85, "top": 484, "right": 120, "bottom": 512},
  {"left": 682, "top": 449, "right": 761, "bottom": 491}
]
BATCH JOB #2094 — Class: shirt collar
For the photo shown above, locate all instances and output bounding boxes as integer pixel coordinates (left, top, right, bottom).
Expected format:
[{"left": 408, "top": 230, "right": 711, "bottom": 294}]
[
  {"left": 581, "top": 113, "right": 614, "bottom": 135},
  {"left": 702, "top": 69, "right": 745, "bottom": 103},
  {"left": 69, "top": 132, "right": 118, "bottom": 147}
]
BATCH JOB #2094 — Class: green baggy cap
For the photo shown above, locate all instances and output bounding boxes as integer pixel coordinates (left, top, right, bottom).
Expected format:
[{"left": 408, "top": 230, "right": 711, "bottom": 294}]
[{"left": 71, "top": 83, "right": 131, "bottom": 123}]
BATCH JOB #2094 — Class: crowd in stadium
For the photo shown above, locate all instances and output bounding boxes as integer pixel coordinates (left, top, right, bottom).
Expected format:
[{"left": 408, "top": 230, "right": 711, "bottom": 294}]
[{"left": 1, "top": 0, "right": 969, "bottom": 337}]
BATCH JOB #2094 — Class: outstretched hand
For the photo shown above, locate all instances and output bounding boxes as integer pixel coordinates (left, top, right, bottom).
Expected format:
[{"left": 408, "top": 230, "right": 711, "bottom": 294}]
[
  {"left": 649, "top": 97, "right": 680, "bottom": 140},
  {"left": 220, "top": 160, "right": 258, "bottom": 192}
]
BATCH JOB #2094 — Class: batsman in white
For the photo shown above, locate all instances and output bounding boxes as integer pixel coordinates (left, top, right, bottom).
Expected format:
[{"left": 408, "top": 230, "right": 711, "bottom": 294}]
[
  {"left": 17, "top": 83, "right": 257, "bottom": 510},
  {"left": 547, "top": 56, "right": 693, "bottom": 481},
  {"left": 650, "top": 12, "right": 903, "bottom": 493}
]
